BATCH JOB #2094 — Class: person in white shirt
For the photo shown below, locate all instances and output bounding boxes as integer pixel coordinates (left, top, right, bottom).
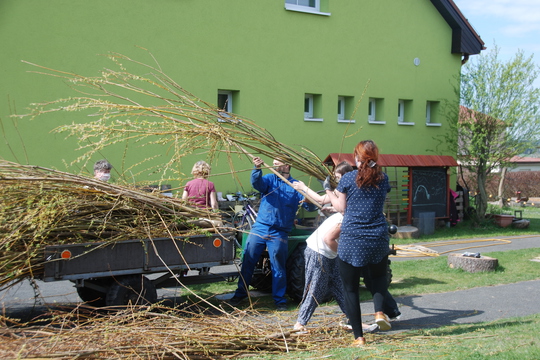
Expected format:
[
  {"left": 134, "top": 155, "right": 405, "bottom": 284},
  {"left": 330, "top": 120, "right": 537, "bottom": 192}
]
[{"left": 293, "top": 162, "right": 377, "bottom": 333}]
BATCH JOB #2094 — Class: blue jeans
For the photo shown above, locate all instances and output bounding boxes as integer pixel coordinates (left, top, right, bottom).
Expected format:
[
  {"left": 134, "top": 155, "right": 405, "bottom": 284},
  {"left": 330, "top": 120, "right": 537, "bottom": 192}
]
[{"left": 234, "top": 224, "right": 288, "bottom": 305}]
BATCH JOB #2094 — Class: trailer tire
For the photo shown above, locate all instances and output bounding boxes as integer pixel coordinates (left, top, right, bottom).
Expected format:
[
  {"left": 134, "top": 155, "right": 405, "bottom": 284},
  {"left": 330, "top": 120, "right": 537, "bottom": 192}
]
[
  {"left": 286, "top": 242, "right": 307, "bottom": 303},
  {"left": 77, "top": 278, "right": 110, "bottom": 307},
  {"left": 105, "top": 275, "right": 157, "bottom": 306}
]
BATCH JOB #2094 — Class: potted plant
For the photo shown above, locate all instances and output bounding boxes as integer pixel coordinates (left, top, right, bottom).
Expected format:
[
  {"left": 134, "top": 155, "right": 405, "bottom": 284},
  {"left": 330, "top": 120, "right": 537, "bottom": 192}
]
[
  {"left": 486, "top": 205, "right": 514, "bottom": 227},
  {"left": 493, "top": 214, "right": 514, "bottom": 227}
]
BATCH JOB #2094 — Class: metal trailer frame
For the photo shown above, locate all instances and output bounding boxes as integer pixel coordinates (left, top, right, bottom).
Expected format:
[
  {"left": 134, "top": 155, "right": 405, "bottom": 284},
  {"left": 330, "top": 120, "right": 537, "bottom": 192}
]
[{"left": 40, "top": 232, "right": 238, "bottom": 305}]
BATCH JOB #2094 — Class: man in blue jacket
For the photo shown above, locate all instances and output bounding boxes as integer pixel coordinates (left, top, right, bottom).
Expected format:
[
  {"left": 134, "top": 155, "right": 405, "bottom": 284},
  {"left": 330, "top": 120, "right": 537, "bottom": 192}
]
[{"left": 229, "top": 156, "right": 316, "bottom": 310}]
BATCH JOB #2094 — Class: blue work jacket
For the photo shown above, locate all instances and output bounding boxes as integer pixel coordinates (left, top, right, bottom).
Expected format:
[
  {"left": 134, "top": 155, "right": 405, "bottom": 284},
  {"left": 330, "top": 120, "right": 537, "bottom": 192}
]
[{"left": 251, "top": 167, "right": 315, "bottom": 233}]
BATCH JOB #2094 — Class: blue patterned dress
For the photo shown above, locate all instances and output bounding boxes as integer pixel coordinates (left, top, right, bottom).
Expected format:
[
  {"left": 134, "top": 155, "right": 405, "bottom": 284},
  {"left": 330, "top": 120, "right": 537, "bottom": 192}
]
[{"left": 336, "top": 170, "right": 391, "bottom": 267}]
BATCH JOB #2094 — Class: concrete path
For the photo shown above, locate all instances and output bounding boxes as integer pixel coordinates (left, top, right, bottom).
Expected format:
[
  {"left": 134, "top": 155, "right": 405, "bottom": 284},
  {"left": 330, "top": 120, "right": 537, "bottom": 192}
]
[{"left": 357, "top": 279, "right": 540, "bottom": 334}]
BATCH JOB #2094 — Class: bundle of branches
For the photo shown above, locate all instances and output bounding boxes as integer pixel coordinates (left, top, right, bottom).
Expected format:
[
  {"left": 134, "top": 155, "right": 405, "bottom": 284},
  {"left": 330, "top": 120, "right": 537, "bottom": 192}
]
[
  {"left": 0, "top": 160, "right": 223, "bottom": 290},
  {"left": 20, "top": 49, "right": 335, "bottom": 186},
  {"left": 0, "top": 306, "right": 354, "bottom": 359}
]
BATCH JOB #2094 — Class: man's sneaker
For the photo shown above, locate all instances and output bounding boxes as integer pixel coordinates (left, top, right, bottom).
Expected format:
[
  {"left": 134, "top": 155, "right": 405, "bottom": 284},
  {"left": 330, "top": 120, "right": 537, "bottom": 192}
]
[
  {"left": 227, "top": 296, "right": 246, "bottom": 307},
  {"left": 276, "top": 303, "right": 288, "bottom": 311},
  {"left": 375, "top": 311, "right": 391, "bottom": 331},
  {"left": 363, "top": 323, "right": 379, "bottom": 333},
  {"left": 339, "top": 319, "right": 378, "bottom": 333}
]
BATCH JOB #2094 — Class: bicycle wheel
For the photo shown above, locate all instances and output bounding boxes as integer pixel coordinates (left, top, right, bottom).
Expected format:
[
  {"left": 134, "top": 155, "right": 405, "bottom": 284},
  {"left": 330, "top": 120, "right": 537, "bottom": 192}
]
[{"left": 234, "top": 212, "right": 254, "bottom": 244}]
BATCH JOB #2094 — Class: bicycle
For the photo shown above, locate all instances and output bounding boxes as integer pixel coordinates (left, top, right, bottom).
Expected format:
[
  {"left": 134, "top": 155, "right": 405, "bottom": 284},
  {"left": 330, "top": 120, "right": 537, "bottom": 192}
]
[{"left": 230, "top": 192, "right": 258, "bottom": 248}]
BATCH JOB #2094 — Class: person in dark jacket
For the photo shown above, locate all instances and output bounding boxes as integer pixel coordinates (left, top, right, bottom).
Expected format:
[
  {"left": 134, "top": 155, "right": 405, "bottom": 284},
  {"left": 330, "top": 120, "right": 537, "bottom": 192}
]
[{"left": 228, "top": 156, "right": 316, "bottom": 311}]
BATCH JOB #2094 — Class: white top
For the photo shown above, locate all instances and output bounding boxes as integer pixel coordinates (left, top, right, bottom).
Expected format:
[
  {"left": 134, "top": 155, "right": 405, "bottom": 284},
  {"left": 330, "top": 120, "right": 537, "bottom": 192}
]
[{"left": 306, "top": 213, "right": 343, "bottom": 259}]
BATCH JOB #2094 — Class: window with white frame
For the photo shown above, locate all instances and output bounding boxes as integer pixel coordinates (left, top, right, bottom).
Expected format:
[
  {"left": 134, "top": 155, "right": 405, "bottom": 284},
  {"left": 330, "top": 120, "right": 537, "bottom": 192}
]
[
  {"left": 304, "top": 94, "right": 313, "bottom": 118},
  {"left": 426, "top": 101, "right": 441, "bottom": 126},
  {"left": 398, "top": 99, "right": 414, "bottom": 125},
  {"left": 368, "top": 98, "right": 385, "bottom": 124},
  {"left": 397, "top": 100, "right": 404, "bottom": 123},
  {"left": 286, "top": 0, "right": 318, "bottom": 9},
  {"left": 304, "top": 93, "right": 323, "bottom": 122},
  {"left": 217, "top": 90, "right": 239, "bottom": 122},
  {"left": 369, "top": 98, "right": 376, "bottom": 121},
  {"left": 285, "top": 0, "right": 330, "bottom": 16},
  {"left": 337, "top": 96, "right": 345, "bottom": 121},
  {"left": 218, "top": 90, "right": 232, "bottom": 114},
  {"left": 338, "top": 96, "right": 355, "bottom": 123}
]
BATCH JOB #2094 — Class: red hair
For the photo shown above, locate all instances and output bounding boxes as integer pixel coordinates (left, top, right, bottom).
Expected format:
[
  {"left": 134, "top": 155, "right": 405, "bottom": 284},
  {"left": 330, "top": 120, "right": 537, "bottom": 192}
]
[{"left": 354, "top": 140, "right": 384, "bottom": 188}]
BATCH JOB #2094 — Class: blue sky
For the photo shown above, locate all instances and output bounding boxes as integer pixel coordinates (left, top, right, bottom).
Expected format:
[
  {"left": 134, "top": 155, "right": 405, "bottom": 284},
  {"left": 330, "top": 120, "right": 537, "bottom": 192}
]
[{"left": 453, "top": 0, "right": 540, "bottom": 88}]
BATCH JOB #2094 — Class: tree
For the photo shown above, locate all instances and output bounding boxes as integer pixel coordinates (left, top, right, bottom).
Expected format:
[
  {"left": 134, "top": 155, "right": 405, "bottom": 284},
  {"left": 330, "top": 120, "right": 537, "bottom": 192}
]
[{"left": 443, "top": 46, "right": 540, "bottom": 222}]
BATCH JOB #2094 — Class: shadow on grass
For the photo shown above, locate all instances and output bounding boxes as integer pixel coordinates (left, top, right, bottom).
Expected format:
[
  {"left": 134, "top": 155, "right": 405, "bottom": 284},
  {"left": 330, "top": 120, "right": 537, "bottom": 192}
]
[
  {"left": 416, "top": 318, "right": 535, "bottom": 336},
  {"left": 389, "top": 276, "right": 447, "bottom": 291},
  {"left": 385, "top": 295, "right": 486, "bottom": 333}
]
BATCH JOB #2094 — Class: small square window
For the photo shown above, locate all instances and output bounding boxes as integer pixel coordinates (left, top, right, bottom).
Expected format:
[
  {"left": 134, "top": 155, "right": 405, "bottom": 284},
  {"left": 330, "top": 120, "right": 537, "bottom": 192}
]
[
  {"left": 368, "top": 98, "right": 385, "bottom": 124},
  {"left": 338, "top": 96, "right": 355, "bottom": 123},
  {"left": 397, "top": 100, "right": 404, "bottom": 123},
  {"left": 426, "top": 101, "right": 441, "bottom": 126},
  {"left": 304, "top": 93, "right": 323, "bottom": 122},
  {"left": 368, "top": 99, "right": 376, "bottom": 121},
  {"left": 337, "top": 97, "right": 345, "bottom": 120},
  {"left": 398, "top": 99, "right": 414, "bottom": 125},
  {"left": 286, "top": 0, "right": 317, "bottom": 8},
  {"left": 304, "top": 94, "right": 313, "bottom": 118},
  {"left": 218, "top": 91, "right": 232, "bottom": 113},
  {"left": 217, "top": 90, "right": 239, "bottom": 122},
  {"left": 285, "top": 0, "right": 330, "bottom": 16}
]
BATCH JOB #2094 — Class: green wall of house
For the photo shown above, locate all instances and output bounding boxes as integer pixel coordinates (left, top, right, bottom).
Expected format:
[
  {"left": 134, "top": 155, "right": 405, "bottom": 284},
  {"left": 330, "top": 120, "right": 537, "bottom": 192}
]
[{"left": 0, "top": 0, "right": 461, "bottom": 194}]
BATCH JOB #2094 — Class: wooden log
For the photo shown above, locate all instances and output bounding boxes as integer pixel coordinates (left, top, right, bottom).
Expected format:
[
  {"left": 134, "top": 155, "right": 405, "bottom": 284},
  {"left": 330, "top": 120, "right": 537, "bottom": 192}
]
[{"left": 447, "top": 253, "right": 498, "bottom": 273}]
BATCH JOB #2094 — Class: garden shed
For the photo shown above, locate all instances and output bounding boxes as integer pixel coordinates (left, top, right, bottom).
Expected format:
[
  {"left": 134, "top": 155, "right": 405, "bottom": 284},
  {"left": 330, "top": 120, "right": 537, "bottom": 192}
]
[{"left": 322, "top": 153, "right": 459, "bottom": 226}]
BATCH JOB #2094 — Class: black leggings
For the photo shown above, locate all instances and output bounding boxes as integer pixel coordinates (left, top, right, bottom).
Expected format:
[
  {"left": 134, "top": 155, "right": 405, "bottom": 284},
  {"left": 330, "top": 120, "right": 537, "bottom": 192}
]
[{"left": 338, "top": 256, "right": 390, "bottom": 339}]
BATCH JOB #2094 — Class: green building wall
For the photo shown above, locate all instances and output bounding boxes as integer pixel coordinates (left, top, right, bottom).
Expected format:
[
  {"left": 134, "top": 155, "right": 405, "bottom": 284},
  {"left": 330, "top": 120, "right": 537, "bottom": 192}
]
[{"left": 0, "top": 0, "right": 461, "bottom": 194}]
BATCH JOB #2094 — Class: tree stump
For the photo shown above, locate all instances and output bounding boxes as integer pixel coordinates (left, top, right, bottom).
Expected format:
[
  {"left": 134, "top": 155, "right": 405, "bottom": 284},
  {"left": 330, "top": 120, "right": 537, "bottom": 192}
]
[
  {"left": 448, "top": 253, "right": 498, "bottom": 273},
  {"left": 392, "top": 226, "right": 419, "bottom": 239}
]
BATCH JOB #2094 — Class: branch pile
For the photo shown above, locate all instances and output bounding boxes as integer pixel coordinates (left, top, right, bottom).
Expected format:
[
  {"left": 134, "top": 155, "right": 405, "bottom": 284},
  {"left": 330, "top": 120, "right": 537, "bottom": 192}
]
[
  {"left": 21, "top": 50, "right": 333, "bottom": 184},
  {"left": 0, "top": 160, "right": 223, "bottom": 290},
  {"left": 0, "top": 306, "right": 353, "bottom": 359}
]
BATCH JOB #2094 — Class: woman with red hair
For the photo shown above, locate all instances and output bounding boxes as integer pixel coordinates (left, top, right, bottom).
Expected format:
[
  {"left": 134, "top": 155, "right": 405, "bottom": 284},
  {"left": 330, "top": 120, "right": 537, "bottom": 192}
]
[{"left": 324, "top": 140, "right": 396, "bottom": 346}]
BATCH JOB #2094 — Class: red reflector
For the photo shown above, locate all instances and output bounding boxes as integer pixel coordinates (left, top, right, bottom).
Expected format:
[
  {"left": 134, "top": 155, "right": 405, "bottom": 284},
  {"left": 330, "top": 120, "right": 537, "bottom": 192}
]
[
  {"left": 61, "top": 250, "right": 72, "bottom": 259},
  {"left": 213, "top": 238, "right": 222, "bottom": 248}
]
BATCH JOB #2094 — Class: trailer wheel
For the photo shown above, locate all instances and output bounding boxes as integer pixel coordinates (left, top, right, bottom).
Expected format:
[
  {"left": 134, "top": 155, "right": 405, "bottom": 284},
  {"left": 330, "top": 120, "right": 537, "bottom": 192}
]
[
  {"left": 77, "top": 278, "right": 110, "bottom": 306},
  {"left": 286, "top": 242, "right": 307, "bottom": 302},
  {"left": 105, "top": 275, "right": 157, "bottom": 306}
]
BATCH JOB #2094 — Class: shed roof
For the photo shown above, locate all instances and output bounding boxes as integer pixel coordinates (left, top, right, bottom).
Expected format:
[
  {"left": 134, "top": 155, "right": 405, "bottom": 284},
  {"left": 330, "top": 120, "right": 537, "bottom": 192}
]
[
  {"left": 323, "top": 153, "right": 458, "bottom": 168},
  {"left": 510, "top": 156, "right": 540, "bottom": 164}
]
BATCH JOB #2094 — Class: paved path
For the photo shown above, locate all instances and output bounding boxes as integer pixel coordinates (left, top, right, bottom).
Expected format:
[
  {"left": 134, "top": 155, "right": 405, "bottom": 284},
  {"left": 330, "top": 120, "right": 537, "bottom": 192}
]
[{"left": 355, "top": 280, "right": 540, "bottom": 334}]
